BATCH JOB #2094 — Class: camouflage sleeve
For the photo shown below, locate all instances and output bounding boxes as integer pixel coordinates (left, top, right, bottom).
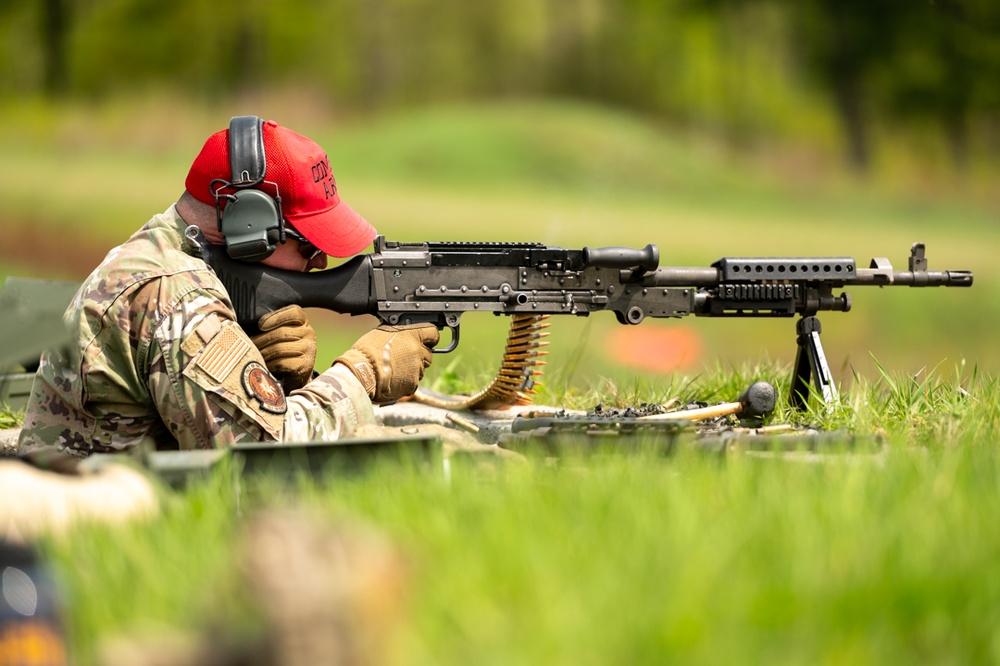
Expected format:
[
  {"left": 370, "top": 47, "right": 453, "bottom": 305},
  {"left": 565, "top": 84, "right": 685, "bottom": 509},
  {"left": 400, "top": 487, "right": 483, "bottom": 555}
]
[
  {"left": 149, "top": 290, "right": 277, "bottom": 449},
  {"left": 282, "top": 364, "right": 376, "bottom": 442},
  {"left": 148, "top": 288, "right": 374, "bottom": 449}
]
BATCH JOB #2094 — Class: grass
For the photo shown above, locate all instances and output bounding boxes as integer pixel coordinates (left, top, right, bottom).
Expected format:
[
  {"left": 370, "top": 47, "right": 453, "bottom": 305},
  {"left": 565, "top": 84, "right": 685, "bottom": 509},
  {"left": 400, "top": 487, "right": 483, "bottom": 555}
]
[
  {"left": 3, "top": 96, "right": 1000, "bottom": 664},
  {"left": 37, "top": 366, "right": 1000, "bottom": 665},
  {"left": 0, "top": 406, "right": 21, "bottom": 428}
]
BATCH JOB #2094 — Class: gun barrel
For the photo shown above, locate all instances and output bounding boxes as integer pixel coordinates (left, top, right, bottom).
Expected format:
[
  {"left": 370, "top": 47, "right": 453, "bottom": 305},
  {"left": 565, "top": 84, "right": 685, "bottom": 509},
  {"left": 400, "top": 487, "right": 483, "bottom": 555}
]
[
  {"left": 645, "top": 266, "right": 973, "bottom": 289},
  {"left": 852, "top": 269, "right": 974, "bottom": 287}
]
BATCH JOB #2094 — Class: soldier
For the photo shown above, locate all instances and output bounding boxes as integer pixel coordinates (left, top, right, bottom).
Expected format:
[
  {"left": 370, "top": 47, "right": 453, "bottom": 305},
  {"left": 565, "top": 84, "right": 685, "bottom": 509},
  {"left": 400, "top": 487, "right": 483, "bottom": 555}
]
[{"left": 17, "top": 117, "right": 439, "bottom": 455}]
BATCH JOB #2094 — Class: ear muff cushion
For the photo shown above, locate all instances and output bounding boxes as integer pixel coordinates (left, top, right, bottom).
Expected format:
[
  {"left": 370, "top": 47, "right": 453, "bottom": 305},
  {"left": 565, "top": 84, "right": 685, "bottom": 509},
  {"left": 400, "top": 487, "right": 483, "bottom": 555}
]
[{"left": 220, "top": 189, "right": 281, "bottom": 262}]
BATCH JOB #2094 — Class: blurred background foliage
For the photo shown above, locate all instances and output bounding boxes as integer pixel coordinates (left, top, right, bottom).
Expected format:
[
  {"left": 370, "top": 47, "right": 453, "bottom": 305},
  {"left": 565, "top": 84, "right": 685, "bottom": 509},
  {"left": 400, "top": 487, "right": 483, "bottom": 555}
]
[
  {"left": 0, "top": 0, "right": 997, "bottom": 387},
  {"left": 3, "top": 0, "right": 999, "bottom": 173}
]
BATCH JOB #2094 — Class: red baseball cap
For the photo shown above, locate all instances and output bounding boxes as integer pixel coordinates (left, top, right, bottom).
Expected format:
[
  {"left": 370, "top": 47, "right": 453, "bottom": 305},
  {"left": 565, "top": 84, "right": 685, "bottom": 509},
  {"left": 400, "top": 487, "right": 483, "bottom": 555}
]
[{"left": 185, "top": 119, "right": 377, "bottom": 257}]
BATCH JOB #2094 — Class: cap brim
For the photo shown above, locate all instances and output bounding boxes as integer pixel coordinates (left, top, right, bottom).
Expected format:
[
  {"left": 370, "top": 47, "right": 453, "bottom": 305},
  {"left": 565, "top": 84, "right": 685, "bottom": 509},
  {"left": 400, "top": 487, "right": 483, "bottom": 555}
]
[{"left": 287, "top": 200, "right": 377, "bottom": 258}]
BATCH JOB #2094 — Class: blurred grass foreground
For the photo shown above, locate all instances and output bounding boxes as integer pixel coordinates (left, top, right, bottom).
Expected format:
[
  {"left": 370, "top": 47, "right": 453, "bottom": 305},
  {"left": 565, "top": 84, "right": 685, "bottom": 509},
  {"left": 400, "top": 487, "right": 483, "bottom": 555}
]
[{"left": 39, "top": 379, "right": 1000, "bottom": 665}]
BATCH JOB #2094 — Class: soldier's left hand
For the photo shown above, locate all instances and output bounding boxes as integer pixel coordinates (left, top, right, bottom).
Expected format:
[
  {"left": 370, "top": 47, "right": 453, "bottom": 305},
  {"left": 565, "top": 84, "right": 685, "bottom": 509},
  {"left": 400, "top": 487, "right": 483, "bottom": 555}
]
[{"left": 251, "top": 305, "right": 317, "bottom": 392}]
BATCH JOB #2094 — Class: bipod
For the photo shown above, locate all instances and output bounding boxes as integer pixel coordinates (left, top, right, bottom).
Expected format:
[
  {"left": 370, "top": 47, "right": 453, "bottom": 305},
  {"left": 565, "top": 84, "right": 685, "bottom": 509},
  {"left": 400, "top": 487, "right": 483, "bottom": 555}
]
[{"left": 790, "top": 315, "right": 837, "bottom": 410}]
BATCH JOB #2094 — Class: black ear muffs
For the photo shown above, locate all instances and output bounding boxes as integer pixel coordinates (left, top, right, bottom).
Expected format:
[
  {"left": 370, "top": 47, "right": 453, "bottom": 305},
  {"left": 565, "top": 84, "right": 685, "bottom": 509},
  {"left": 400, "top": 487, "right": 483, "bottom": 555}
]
[
  {"left": 214, "top": 116, "right": 285, "bottom": 262},
  {"left": 219, "top": 189, "right": 283, "bottom": 261}
]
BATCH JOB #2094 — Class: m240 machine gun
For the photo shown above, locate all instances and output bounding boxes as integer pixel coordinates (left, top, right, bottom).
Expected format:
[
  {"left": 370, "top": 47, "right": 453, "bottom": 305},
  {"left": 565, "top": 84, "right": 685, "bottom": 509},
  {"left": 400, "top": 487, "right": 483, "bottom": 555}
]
[{"left": 188, "top": 228, "right": 972, "bottom": 409}]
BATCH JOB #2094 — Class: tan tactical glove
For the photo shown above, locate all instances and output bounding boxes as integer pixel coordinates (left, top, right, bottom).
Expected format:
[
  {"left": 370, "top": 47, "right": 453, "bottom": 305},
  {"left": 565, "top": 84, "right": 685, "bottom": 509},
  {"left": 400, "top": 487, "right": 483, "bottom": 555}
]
[
  {"left": 335, "top": 324, "right": 440, "bottom": 404},
  {"left": 251, "top": 305, "right": 318, "bottom": 392}
]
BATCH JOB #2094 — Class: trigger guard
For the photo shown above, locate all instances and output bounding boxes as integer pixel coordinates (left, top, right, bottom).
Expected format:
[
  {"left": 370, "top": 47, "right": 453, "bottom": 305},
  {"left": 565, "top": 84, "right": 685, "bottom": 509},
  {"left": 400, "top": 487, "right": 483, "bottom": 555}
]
[{"left": 432, "top": 325, "right": 459, "bottom": 353}]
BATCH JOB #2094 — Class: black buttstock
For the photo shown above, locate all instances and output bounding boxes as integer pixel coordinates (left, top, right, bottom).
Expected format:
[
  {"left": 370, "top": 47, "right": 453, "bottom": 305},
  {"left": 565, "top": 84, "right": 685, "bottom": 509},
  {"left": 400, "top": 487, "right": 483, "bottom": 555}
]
[{"left": 201, "top": 241, "right": 374, "bottom": 334}]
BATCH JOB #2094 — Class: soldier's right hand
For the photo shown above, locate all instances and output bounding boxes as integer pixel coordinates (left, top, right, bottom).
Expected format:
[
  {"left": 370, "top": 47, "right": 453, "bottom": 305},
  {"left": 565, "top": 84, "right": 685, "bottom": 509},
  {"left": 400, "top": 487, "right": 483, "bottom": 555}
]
[{"left": 334, "top": 323, "right": 440, "bottom": 404}]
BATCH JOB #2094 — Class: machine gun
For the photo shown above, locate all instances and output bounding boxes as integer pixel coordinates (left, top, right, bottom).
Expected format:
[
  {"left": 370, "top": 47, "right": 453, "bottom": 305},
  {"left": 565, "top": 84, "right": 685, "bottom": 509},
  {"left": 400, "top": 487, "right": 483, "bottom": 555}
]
[{"left": 187, "top": 228, "right": 972, "bottom": 409}]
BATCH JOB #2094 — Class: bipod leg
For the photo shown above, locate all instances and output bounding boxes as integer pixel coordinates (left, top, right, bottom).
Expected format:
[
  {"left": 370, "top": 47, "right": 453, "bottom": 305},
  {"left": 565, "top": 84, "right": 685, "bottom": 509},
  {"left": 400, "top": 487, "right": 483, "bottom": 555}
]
[{"left": 789, "top": 316, "right": 838, "bottom": 411}]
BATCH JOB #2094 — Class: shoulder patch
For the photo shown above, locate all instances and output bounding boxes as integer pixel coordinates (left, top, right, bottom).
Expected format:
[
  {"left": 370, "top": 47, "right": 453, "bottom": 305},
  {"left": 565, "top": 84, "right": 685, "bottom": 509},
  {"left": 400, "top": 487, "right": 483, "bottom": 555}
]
[
  {"left": 242, "top": 361, "right": 287, "bottom": 414},
  {"left": 197, "top": 322, "right": 251, "bottom": 382},
  {"left": 180, "top": 318, "right": 286, "bottom": 439}
]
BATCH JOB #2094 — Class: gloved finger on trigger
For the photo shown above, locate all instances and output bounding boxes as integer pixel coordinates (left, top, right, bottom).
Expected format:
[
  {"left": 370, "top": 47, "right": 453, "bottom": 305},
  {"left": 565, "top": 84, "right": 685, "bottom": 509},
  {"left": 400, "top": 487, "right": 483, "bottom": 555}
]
[{"left": 416, "top": 326, "right": 441, "bottom": 347}]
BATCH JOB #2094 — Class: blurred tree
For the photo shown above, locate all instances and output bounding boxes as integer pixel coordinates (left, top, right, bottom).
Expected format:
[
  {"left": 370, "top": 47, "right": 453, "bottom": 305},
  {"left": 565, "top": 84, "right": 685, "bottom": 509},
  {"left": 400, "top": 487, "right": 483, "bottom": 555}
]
[
  {"left": 704, "top": 0, "right": 1000, "bottom": 171},
  {"left": 725, "top": 0, "right": 904, "bottom": 173},
  {"left": 41, "top": 0, "right": 69, "bottom": 97},
  {"left": 0, "top": 0, "right": 40, "bottom": 94},
  {"left": 0, "top": 0, "right": 996, "bottom": 174},
  {"left": 878, "top": 0, "right": 1000, "bottom": 170}
]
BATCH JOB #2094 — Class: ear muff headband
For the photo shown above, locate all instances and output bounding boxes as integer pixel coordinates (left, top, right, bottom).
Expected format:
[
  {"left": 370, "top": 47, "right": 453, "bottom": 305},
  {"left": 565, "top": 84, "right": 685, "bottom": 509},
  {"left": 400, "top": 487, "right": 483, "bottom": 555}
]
[
  {"left": 229, "top": 115, "right": 267, "bottom": 184},
  {"left": 212, "top": 116, "right": 285, "bottom": 262}
]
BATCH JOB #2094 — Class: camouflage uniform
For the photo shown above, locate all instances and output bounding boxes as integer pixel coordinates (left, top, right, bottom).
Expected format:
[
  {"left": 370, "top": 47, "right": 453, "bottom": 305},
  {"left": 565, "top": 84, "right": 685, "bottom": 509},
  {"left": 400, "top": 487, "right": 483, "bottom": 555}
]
[{"left": 18, "top": 206, "right": 375, "bottom": 455}]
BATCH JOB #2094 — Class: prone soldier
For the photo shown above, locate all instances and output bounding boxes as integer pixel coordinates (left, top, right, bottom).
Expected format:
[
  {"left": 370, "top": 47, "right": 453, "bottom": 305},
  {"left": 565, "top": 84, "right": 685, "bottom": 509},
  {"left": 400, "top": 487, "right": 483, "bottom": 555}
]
[{"left": 17, "top": 116, "right": 439, "bottom": 455}]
